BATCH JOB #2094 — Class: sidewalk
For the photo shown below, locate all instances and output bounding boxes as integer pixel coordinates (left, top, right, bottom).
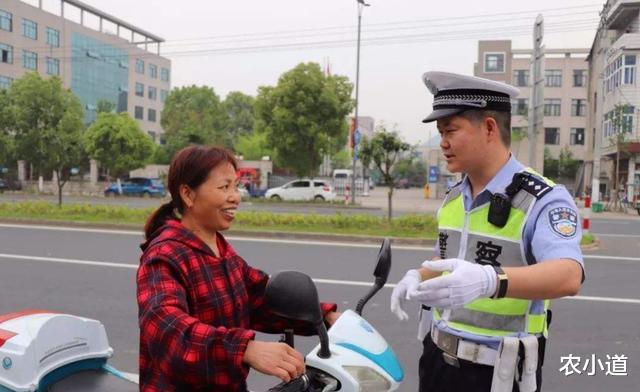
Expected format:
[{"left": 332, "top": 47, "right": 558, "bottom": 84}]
[{"left": 358, "top": 188, "right": 442, "bottom": 214}]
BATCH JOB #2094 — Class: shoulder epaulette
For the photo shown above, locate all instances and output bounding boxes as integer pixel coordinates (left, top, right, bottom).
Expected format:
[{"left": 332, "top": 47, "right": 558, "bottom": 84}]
[{"left": 516, "top": 172, "right": 553, "bottom": 199}]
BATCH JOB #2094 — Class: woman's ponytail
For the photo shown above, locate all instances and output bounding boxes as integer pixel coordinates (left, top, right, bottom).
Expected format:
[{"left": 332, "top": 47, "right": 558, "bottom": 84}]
[{"left": 144, "top": 201, "right": 175, "bottom": 240}]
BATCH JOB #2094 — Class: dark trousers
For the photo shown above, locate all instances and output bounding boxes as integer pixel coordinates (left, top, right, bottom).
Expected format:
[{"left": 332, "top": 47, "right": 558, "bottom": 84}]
[{"left": 418, "top": 334, "right": 543, "bottom": 392}]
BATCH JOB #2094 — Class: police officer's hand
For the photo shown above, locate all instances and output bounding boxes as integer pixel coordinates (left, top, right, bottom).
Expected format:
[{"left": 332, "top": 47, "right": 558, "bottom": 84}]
[
  {"left": 243, "top": 341, "right": 305, "bottom": 383},
  {"left": 390, "top": 269, "right": 421, "bottom": 321},
  {"left": 407, "top": 258, "right": 497, "bottom": 309}
]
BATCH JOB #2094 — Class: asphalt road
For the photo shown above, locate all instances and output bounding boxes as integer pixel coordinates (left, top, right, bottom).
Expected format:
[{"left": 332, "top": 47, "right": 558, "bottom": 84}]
[{"left": 0, "top": 219, "right": 639, "bottom": 391}]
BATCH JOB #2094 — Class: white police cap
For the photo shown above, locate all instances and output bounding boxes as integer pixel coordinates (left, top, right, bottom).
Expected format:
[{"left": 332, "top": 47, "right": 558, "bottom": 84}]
[{"left": 422, "top": 71, "right": 520, "bottom": 123}]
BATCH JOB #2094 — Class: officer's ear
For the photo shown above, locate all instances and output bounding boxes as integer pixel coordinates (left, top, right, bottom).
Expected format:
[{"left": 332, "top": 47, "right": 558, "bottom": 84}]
[{"left": 483, "top": 116, "right": 501, "bottom": 144}]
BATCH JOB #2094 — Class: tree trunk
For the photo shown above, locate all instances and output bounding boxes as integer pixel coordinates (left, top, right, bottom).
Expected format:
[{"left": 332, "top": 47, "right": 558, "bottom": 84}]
[
  {"left": 387, "top": 185, "right": 393, "bottom": 222},
  {"left": 56, "top": 170, "right": 63, "bottom": 206}
]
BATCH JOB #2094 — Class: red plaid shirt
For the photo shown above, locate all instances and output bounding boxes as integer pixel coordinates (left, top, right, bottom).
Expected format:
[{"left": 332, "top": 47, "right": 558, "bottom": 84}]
[{"left": 137, "top": 220, "right": 337, "bottom": 391}]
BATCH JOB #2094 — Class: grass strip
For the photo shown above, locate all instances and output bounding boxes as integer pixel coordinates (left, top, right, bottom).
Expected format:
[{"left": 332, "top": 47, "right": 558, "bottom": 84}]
[{"left": 0, "top": 201, "right": 438, "bottom": 239}]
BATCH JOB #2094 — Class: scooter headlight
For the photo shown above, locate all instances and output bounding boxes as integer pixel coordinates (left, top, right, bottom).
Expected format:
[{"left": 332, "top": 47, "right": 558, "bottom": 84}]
[{"left": 343, "top": 366, "right": 391, "bottom": 391}]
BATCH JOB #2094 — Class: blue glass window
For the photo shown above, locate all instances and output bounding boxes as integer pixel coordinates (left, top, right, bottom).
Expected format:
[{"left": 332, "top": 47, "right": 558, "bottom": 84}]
[
  {"left": 22, "top": 18, "right": 37, "bottom": 40},
  {"left": 136, "top": 59, "right": 144, "bottom": 74},
  {"left": 0, "top": 10, "right": 12, "bottom": 32},
  {"left": 46, "top": 57, "right": 59, "bottom": 76},
  {"left": 23, "top": 50, "right": 37, "bottom": 70},
  {"left": 46, "top": 27, "right": 60, "bottom": 47}
]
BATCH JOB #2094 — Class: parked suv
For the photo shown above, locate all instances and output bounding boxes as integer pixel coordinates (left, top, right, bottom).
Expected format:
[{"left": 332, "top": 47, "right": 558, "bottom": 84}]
[
  {"left": 104, "top": 177, "right": 166, "bottom": 198},
  {"left": 265, "top": 179, "right": 336, "bottom": 201}
]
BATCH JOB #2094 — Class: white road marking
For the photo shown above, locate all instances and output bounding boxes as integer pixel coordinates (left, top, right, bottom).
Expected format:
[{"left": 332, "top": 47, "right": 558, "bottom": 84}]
[{"left": 1, "top": 253, "right": 639, "bottom": 305}]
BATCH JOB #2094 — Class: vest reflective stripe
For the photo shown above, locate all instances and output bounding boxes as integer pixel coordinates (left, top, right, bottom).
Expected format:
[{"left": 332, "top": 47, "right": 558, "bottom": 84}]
[{"left": 435, "top": 171, "right": 552, "bottom": 337}]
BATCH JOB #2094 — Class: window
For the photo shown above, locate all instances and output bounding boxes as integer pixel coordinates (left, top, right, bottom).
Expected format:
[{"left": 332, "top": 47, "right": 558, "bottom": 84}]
[
  {"left": 0, "top": 10, "right": 12, "bottom": 32},
  {"left": 570, "top": 128, "right": 585, "bottom": 145},
  {"left": 571, "top": 99, "right": 586, "bottom": 116},
  {"left": 605, "top": 54, "right": 636, "bottom": 93},
  {"left": 624, "top": 55, "right": 636, "bottom": 85},
  {"left": 290, "top": 181, "right": 310, "bottom": 188},
  {"left": 0, "top": 43, "right": 12, "bottom": 64},
  {"left": 136, "top": 59, "right": 144, "bottom": 74},
  {"left": 22, "top": 19, "right": 37, "bottom": 40},
  {"left": 134, "top": 106, "right": 144, "bottom": 119},
  {"left": 544, "top": 128, "right": 560, "bottom": 145},
  {"left": 46, "top": 27, "right": 60, "bottom": 47},
  {"left": 160, "top": 89, "right": 168, "bottom": 102},
  {"left": 544, "top": 99, "right": 561, "bottom": 116},
  {"left": 161, "top": 68, "right": 170, "bottom": 82},
  {"left": 148, "top": 108, "right": 156, "bottom": 122},
  {"left": 135, "top": 82, "right": 144, "bottom": 97},
  {"left": 148, "top": 86, "right": 157, "bottom": 100},
  {"left": 22, "top": 50, "right": 37, "bottom": 70},
  {"left": 46, "top": 57, "right": 59, "bottom": 75},
  {"left": 513, "top": 98, "right": 528, "bottom": 116},
  {"left": 573, "top": 70, "right": 586, "bottom": 87},
  {"left": 484, "top": 53, "right": 505, "bottom": 73},
  {"left": 0, "top": 75, "right": 12, "bottom": 89},
  {"left": 512, "top": 70, "right": 529, "bottom": 87},
  {"left": 545, "top": 70, "right": 562, "bottom": 87},
  {"left": 603, "top": 107, "right": 635, "bottom": 138},
  {"left": 149, "top": 64, "right": 157, "bottom": 79}
]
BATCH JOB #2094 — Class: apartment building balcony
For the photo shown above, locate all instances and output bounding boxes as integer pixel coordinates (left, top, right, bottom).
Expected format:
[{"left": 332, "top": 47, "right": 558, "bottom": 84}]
[{"left": 606, "top": 0, "right": 640, "bottom": 29}]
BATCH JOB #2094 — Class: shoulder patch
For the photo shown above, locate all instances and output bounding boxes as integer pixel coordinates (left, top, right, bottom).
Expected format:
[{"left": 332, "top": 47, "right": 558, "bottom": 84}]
[
  {"left": 519, "top": 174, "right": 553, "bottom": 199},
  {"left": 548, "top": 207, "right": 578, "bottom": 238}
]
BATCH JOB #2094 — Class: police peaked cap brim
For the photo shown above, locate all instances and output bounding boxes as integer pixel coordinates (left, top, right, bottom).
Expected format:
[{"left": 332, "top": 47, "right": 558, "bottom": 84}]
[{"left": 421, "top": 71, "right": 520, "bottom": 123}]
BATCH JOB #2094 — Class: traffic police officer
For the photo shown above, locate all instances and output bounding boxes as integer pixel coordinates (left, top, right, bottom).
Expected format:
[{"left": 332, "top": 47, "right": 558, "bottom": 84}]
[{"left": 391, "top": 72, "right": 585, "bottom": 392}]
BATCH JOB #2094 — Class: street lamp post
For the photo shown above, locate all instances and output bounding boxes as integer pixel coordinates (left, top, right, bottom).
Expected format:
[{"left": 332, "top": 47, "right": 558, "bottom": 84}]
[{"left": 351, "top": 0, "right": 369, "bottom": 205}]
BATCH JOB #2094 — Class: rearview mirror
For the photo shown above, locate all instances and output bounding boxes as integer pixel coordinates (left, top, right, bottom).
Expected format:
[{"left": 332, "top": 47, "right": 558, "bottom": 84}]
[
  {"left": 373, "top": 238, "right": 391, "bottom": 285},
  {"left": 265, "top": 271, "right": 331, "bottom": 358},
  {"left": 265, "top": 271, "right": 322, "bottom": 324}
]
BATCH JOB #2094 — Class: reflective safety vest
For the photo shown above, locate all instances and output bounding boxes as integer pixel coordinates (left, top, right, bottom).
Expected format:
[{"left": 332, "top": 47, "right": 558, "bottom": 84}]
[{"left": 434, "top": 169, "right": 555, "bottom": 338}]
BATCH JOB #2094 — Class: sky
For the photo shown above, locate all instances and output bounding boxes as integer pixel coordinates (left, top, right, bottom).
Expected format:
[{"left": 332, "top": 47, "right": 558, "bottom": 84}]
[{"left": 34, "top": 0, "right": 604, "bottom": 145}]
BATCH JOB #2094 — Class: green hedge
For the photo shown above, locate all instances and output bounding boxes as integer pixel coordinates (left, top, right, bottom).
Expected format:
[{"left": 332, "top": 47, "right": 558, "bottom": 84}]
[{"left": 0, "top": 201, "right": 439, "bottom": 239}]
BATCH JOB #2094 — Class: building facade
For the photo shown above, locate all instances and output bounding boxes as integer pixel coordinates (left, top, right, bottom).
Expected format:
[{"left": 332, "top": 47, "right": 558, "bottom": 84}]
[
  {"left": 587, "top": 0, "right": 640, "bottom": 203},
  {"left": 0, "top": 0, "right": 170, "bottom": 142},
  {"left": 474, "top": 40, "right": 589, "bottom": 194}
]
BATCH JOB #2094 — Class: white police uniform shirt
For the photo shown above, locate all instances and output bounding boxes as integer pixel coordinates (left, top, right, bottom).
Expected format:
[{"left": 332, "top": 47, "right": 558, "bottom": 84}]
[{"left": 432, "top": 154, "right": 585, "bottom": 348}]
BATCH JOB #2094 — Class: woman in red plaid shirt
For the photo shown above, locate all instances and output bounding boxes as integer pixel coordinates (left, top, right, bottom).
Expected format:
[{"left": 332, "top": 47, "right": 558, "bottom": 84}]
[{"left": 137, "top": 146, "right": 339, "bottom": 391}]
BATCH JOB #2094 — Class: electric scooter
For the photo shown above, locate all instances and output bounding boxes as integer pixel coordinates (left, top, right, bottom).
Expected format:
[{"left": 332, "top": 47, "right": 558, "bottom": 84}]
[
  {"left": 0, "top": 239, "right": 402, "bottom": 391},
  {"left": 265, "top": 238, "right": 403, "bottom": 392}
]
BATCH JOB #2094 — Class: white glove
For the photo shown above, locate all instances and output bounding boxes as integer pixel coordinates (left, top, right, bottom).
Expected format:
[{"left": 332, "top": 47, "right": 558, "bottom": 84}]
[
  {"left": 390, "top": 269, "right": 422, "bottom": 321},
  {"left": 407, "top": 258, "right": 497, "bottom": 309}
]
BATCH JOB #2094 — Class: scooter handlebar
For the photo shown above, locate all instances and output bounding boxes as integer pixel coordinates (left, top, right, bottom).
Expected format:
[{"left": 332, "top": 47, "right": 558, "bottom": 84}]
[{"left": 267, "top": 374, "right": 310, "bottom": 392}]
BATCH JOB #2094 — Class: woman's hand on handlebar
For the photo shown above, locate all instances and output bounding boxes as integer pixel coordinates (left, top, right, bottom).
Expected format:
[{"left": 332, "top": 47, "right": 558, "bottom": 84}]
[{"left": 243, "top": 341, "right": 305, "bottom": 382}]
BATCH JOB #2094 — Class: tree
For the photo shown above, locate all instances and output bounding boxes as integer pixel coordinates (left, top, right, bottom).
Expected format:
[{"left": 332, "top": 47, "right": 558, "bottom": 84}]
[
  {"left": 234, "top": 131, "right": 275, "bottom": 161},
  {"left": 84, "top": 112, "right": 154, "bottom": 181},
  {"left": 96, "top": 99, "right": 116, "bottom": 113},
  {"left": 254, "top": 62, "right": 354, "bottom": 177},
  {"left": 0, "top": 89, "right": 14, "bottom": 168},
  {"left": 160, "top": 86, "right": 227, "bottom": 156},
  {"left": 511, "top": 127, "right": 528, "bottom": 157},
  {"left": 392, "top": 153, "right": 428, "bottom": 188},
  {"left": 9, "top": 72, "right": 84, "bottom": 205},
  {"left": 222, "top": 91, "right": 255, "bottom": 148},
  {"left": 359, "top": 126, "right": 410, "bottom": 221},
  {"left": 608, "top": 103, "right": 632, "bottom": 211}
]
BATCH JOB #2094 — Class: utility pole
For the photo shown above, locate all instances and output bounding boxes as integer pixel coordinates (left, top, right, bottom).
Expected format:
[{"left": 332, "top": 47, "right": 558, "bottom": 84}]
[
  {"left": 528, "top": 14, "right": 544, "bottom": 172},
  {"left": 351, "top": 0, "right": 369, "bottom": 205}
]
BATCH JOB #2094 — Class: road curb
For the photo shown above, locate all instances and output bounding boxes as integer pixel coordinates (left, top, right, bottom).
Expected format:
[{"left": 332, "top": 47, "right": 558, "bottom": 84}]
[{"left": 0, "top": 218, "right": 437, "bottom": 247}]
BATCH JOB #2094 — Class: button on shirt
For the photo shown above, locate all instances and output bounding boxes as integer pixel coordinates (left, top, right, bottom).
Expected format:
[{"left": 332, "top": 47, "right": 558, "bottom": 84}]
[{"left": 433, "top": 155, "right": 584, "bottom": 346}]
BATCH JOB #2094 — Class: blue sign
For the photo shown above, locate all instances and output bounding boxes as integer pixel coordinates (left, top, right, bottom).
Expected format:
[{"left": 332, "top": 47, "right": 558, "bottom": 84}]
[
  {"left": 429, "top": 166, "right": 439, "bottom": 183},
  {"left": 354, "top": 128, "right": 362, "bottom": 146}
]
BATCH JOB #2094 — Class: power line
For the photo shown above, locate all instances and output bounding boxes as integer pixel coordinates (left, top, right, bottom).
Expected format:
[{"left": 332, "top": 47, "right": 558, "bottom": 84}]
[
  {"left": 11, "top": 17, "right": 599, "bottom": 61},
  {"left": 11, "top": 4, "right": 601, "bottom": 53}
]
